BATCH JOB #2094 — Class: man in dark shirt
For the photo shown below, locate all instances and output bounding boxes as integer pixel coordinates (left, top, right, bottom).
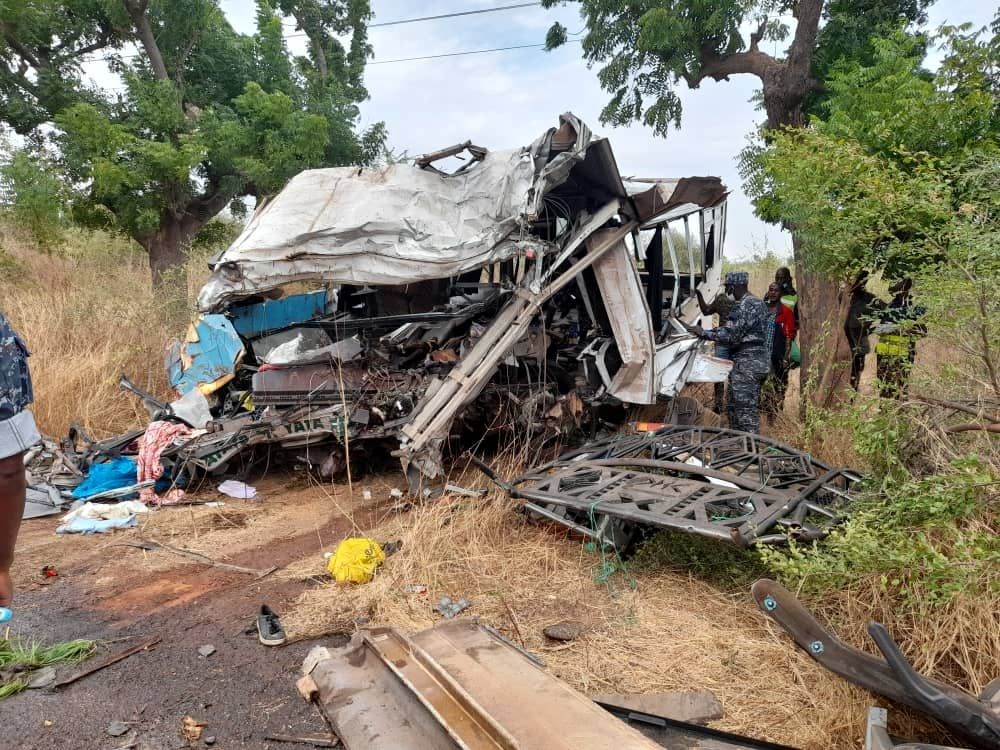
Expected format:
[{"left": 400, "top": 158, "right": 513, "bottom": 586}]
[
  {"left": 0, "top": 310, "right": 40, "bottom": 610},
  {"left": 874, "top": 278, "right": 926, "bottom": 398},
  {"left": 685, "top": 272, "right": 770, "bottom": 433},
  {"left": 844, "top": 271, "right": 878, "bottom": 391}
]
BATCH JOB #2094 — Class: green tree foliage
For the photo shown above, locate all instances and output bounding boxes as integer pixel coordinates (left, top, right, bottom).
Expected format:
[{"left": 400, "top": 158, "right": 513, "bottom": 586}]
[
  {"left": 0, "top": 0, "right": 384, "bottom": 283},
  {"left": 542, "top": 0, "right": 930, "bottom": 135},
  {"left": 543, "top": 0, "right": 932, "bottom": 404},
  {"left": 0, "top": 146, "right": 69, "bottom": 248}
]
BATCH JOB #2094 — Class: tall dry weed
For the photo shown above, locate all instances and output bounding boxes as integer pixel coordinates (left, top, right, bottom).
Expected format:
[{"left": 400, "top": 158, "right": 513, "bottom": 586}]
[{"left": 2, "top": 223, "right": 212, "bottom": 437}]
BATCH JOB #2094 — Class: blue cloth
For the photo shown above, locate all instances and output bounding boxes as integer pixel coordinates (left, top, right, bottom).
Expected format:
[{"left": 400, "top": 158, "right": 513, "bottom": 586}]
[
  {"left": 72, "top": 457, "right": 138, "bottom": 499},
  {"left": 0, "top": 310, "right": 33, "bottom": 421},
  {"left": 56, "top": 515, "right": 138, "bottom": 534}
]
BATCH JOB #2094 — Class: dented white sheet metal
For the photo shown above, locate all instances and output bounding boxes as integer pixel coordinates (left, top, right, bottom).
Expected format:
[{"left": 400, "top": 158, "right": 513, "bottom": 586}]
[{"left": 198, "top": 150, "right": 540, "bottom": 311}]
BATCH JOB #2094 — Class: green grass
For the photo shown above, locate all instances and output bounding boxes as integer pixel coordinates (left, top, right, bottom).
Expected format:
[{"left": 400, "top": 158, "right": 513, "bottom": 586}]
[{"left": 0, "top": 637, "right": 97, "bottom": 698}]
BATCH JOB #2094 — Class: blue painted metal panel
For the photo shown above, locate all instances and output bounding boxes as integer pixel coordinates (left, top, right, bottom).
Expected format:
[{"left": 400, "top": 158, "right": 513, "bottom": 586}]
[
  {"left": 228, "top": 291, "right": 328, "bottom": 338},
  {"left": 169, "top": 314, "right": 245, "bottom": 395}
]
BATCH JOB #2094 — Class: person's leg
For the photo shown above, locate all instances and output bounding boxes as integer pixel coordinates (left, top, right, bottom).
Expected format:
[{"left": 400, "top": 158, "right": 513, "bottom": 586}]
[
  {"left": 728, "top": 358, "right": 762, "bottom": 433},
  {"left": 850, "top": 349, "right": 865, "bottom": 391},
  {"left": 0, "top": 451, "right": 26, "bottom": 608}
]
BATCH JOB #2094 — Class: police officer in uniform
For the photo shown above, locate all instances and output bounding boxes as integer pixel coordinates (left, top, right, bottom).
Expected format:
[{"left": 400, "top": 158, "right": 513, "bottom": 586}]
[{"left": 684, "top": 272, "right": 770, "bottom": 433}]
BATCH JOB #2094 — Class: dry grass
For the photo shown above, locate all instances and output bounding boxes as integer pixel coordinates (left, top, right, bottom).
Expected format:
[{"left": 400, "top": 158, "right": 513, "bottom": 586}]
[
  {"left": 7, "top": 229, "right": 996, "bottom": 748},
  {"left": 1, "top": 223, "right": 212, "bottom": 438},
  {"left": 277, "top": 484, "right": 968, "bottom": 749}
]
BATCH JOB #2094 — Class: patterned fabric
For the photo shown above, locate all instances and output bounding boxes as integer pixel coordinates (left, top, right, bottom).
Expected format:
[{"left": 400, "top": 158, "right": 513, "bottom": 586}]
[
  {"left": 703, "top": 294, "right": 770, "bottom": 434},
  {"left": 137, "top": 420, "right": 193, "bottom": 505},
  {"left": 728, "top": 348, "right": 770, "bottom": 433},
  {"left": 702, "top": 294, "right": 768, "bottom": 351},
  {"left": 0, "top": 310, "right": 33, "bottom": 422},
  {"left": 764, "top": 310, "right": 777, "bottom": 355},
  {"left": 725, "top": 271, "right": 749, "bottom": 286}
]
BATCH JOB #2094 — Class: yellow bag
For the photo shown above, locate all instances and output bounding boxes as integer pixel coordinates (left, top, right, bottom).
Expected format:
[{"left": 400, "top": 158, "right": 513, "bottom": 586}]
[{"left": 327, "top": 537, "right": 386, "bottom": 584}]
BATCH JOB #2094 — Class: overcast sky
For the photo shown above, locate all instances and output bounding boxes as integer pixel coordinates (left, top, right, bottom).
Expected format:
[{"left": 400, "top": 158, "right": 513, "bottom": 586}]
[{"left": 81, "top": 1, "right": 996, "bottom": 260}]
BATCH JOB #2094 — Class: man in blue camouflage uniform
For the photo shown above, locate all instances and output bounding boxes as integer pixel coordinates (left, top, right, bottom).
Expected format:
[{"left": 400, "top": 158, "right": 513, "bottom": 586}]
[
  {"left": 683, "top": 272, "right": 770, "bottom": 433},
  {"left": 0, "top": 310, "right": 40, "bottom": 610}
]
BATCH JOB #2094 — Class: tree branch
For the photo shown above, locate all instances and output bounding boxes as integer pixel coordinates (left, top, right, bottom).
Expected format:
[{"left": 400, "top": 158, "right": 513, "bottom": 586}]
[
  {"left": 0, "top": 24, "right": 43, "bottom": 69},
  {"left": 122, "top": 0, "right": 169, "bottom": 82},
  {"left": 685, "top": 46, "right": 778, "bottom": 86},
  {"left": 749, "top": 18, "right": 767, "bottom": 53},
  {"left": 787, "top": 0, "right": 824, "bottom": 75}
]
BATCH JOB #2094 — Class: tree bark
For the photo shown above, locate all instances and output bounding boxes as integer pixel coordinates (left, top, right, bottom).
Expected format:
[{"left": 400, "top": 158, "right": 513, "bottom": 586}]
[
  {"left": 794, "top": 237, "right": 853, "bottom": 409},
  {"left": 123, "top": 0, "right": 169, "bottom": 82},
  {"left": 142, "top": 218, "right": 189, "bottom": 287}
]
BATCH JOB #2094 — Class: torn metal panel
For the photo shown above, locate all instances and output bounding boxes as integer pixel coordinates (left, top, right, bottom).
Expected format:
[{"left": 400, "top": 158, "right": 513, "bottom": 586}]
[
  {"left": 490, "top": 426, "right": 859, "bottom": 547},
  {"left": 228, "top": 290, "right": 330, "bottom": 339},
  {"left": 588, "top": 229, "right": 655, "bottom": 404},
  {"left": 753, "top": 579, "right": 1000, "bottom": 750},
  {"left": 176, "top": 405, "right": 349, "bottom": 472},
  {"left": 397, "top": 219, "right": 637, "bottom": 480},
  {"left": 510, "top": 459, "right": 851, "bottom": 546},
  {"left": 197, "top": 150, "right": 542, "bottom": 311},
  {"left": 167, "top": 314, "right": 245, "bottom": 396},
  {"left": 303, "top": 619, "right": 664, "bottom": 750},
  {"left": 561, "top": 426, "right": 859, "bottom": 492}
]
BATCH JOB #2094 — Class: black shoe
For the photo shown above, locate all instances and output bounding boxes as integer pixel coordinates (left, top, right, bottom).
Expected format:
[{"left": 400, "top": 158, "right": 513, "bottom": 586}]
[{"left": 257, "top": 605, "right": 286, "bottom": 646}]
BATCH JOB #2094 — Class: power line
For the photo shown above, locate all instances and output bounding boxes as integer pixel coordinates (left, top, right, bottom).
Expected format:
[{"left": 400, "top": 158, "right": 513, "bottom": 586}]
[
  {"left": 85, "top": 37, "right": 578, "bottom": 68},
  {"left": 368, "top": 39, "right": 578, "bottom": 65},
  {"left": 282, "top": 2, "right": 541, "bottom": 33}
]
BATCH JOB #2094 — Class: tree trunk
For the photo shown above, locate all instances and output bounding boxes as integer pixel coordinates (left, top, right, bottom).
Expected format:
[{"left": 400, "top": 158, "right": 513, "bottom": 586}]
[
  {"left": 793, "top": 236, "right": 853, "bottom": 409},
  {"left": 143, "top": 218, "right": 189, "bottom": 287}
]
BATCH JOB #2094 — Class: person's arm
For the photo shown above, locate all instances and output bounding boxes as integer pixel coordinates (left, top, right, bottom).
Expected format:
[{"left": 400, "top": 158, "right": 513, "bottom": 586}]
[
  {"left": 703, "top": 304, "right": 749, "bottom": 346},
  {"left": 0, "top": 452, "right": 25, "bottom": 607},
  {"left": 695, "top": 289, "right": 713, "bottom": 316},
  {"left": 779, "top": 305, "right": 797, "bottom": 341}
]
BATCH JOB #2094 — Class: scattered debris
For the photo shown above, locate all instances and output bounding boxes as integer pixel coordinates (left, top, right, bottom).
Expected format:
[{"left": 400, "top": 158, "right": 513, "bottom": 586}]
[
  {"left": 594, "top": 697, "right": 795, "bottom": 749},
  {"left": 197, "top": 645, "right": 216, "bottom": 658},
  {"left": 257, "top": 605, "right": 287, "bottom": 647},
  {"left": 400, "top": 584, "right": 428, "bottom": 595},
  {"left": 56, "top": 515, "right": 138, "bottom": 535},
  {"left": 433, "top": 596, "right": 471, "bottom": 619},
  {"left": 204, "top": 736, "right": 216, "bottom": 746},
  {"left": 753, "top": 579, "right": 1000, "bottom": 749},
  {"left": 53, "top": 637, "right": 161, "bottom": 689},
  {"left": 865, "top": 706, "right": 972, "bottom": 750},
  {"left": 106, "top": 721, "right": 130, "bottom": 737},
  {"left": 22, "top": 485, "right": 68, "bottom": 519},
  {"left": 542, "top": 620, "right": 585, "bottom": 642},
  {"left": 263, "top": 733, "right": 339, "bottom": 748},
  {"left": 112, "top": 539, "right": 277, "bottom": 577},
  {"left": 327, "top": 538, "right": 385, "bottom": 584},
  {"left": 25, "top": 667, "right": 57, "bottom": 690},
  {"left": 301, "top": 619, "right": 665, "bottom": 749},
  {"left": 361, "top": 489, "right": 372, "bottom": 501},
  {"left": 181, "top": 716, "right": 207, "bottom": 743},
  {"left": 40, "top": 565, "right": 57, "bottom": 578},
  {"left": 217, "top": 480, "right": 257, "bottom": 500},
  {"left": 590, "top": 690, "right": 724, "bottom": 725},
  {"left": 479, "top": 425, "right": 861, "bottom": 548}
]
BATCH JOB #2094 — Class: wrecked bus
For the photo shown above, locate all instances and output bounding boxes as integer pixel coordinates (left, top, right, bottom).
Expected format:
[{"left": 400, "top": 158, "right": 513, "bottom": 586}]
[{"left": 162, "top": 113, "right": 732, "bottom": 488}]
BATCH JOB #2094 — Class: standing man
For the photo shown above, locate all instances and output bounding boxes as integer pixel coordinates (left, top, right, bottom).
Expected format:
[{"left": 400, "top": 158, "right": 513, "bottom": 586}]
[
  {"left": 761, "top": 283, "right": 797, "bottom": 422},
  {"left": 0, "top": 310, "right": 39, "bottom": 611},
  {"left": 874, "top": 278, "right": 925, "bottom": 399},
  {"left": 684, "top": 272, "right": 770, "bottom": 433},
  {"left": 694, "top": 282, "right": 736, "bottom": 414},
  {"left": 844, "top": 270, "right": 878, "bottom": 391},
  {"left": 774, "top": 267, "right": 800, "bottom": 366}
]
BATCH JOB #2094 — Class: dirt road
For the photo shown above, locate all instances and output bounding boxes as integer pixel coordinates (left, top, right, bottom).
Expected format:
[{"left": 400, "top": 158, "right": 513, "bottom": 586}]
[{"left": 0, "top": 476, "right": 393, "bottom": 749}]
